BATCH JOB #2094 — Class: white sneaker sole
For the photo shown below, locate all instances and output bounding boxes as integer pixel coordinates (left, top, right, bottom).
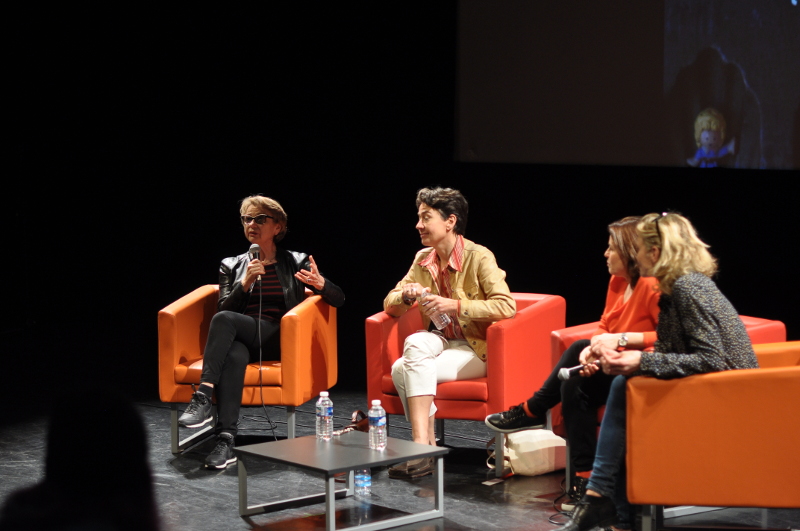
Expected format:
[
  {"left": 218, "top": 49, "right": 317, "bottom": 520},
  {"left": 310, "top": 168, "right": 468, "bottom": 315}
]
[
  {"left": 179, "top": 413, "right": 213, "bottom": 429},
  {"left": 206, "top": 456, "right": 237, "bottom": 469},
  {"left": 483, "top": 417, "right": 545, "bottom": 433},
  {"left": 561, "top": 500, "right": 577, "bottom": 512}
]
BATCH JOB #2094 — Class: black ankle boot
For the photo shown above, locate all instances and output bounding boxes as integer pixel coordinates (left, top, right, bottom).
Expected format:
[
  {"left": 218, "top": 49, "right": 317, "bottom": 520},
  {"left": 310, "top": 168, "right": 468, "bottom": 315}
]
[{"left": 557, "top": 494, "right": 617, "bottom": 531}]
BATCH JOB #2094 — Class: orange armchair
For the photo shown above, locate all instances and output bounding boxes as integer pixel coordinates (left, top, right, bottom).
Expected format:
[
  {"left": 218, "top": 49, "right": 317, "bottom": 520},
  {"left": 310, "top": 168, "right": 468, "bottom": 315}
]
[
  {"left": 365, "top": 293, "right": 566, "bottom": 436},
  {"left": 159, "top": 285, "right": 338, "bottom": 453},
  {"left": 627, "top": 341, "right": 800, "bottom": 529},
  {"left": 548, "top": 315, "right": 786, "bottom": 436}
]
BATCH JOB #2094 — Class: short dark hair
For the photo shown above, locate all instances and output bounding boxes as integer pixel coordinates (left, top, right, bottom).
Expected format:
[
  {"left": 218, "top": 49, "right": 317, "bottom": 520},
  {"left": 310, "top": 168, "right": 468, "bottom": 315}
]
[{"left": 415, "top": 187, "right": 468, "bottom": 235}]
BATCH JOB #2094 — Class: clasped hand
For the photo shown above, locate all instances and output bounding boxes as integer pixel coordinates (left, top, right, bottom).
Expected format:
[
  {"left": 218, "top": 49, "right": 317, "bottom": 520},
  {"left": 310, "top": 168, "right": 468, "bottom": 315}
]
[
  {"left": 578, "top": 342, "right": 642, "bottom": 377},
  {"left": 590, "top": 332, "right": 622, "bottom": 351},
  {"left": 402, "top": 284, "right": 457, "bottom": 317}
]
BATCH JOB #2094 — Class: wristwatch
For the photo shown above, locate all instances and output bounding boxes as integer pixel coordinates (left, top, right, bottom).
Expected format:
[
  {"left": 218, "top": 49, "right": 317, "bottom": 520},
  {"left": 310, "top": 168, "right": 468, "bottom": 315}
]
[{"left": 618, "top": 333, "right": 629, "bottom": 349}]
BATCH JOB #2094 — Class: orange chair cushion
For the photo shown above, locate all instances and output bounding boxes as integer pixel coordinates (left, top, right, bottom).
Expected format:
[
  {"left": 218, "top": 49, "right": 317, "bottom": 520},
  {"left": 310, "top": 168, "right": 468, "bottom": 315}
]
[
  {"left": 380, "top": 374, "right": 490, "bottom": 402},
  {"left": 174, "top": 359, "right": 283, "bottom": 386}
]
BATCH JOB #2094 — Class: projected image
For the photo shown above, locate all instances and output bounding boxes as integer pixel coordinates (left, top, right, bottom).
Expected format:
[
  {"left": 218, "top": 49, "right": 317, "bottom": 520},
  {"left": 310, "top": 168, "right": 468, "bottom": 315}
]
[
  {"left": 664, "top": 0, "right": 800, "bottom": 169},
  {"left": 455, "top": 1, "right": 798, "bottom": 168}
]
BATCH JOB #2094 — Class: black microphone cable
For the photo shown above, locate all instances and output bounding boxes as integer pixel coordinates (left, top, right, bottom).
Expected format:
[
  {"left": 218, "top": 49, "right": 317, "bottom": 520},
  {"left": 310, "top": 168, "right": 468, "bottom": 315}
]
[
  {"left": 258, "top": 273, "right": 278, "bottom": 438},
  {"left": 240, "top": 246, "right": 279, "bottom": 439}
]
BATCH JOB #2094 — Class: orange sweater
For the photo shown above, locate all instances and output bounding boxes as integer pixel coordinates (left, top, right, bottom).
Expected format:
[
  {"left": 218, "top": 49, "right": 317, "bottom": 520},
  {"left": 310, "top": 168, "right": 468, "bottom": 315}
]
[{"left": 595, "top": 275, "right": 660, "bottom": 348}]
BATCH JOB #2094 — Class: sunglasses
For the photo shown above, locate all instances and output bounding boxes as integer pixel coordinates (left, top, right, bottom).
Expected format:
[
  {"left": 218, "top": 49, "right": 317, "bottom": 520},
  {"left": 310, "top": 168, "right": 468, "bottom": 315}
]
[
  {"left": 240, "top": 214, "right": 275, "bottom": 225},
  {"left": 654, "top": 212, "right": 668, "bottom": 242}
]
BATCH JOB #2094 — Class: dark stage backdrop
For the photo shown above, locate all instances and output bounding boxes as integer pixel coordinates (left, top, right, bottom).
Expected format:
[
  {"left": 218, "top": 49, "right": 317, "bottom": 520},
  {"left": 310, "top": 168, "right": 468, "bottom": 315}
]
[{"left": 5, "top": 5, "right": 798, "bottom": 426}]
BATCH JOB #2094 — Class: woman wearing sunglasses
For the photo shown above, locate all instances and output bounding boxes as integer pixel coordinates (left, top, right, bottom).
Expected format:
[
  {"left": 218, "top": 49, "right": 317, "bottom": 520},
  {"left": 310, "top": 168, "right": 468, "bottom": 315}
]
[
  {"left": 178, "top": 195, "right": 345, "bottom": 469},
  {"left": 559, "top": 212, "right": 758, "bottom": 531}
]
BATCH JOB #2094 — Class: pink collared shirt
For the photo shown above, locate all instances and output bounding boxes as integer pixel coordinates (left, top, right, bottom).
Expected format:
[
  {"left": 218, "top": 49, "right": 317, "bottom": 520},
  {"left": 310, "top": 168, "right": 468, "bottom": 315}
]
[{"left": 418, "top": 235, "right": 466, "bottom": 340}]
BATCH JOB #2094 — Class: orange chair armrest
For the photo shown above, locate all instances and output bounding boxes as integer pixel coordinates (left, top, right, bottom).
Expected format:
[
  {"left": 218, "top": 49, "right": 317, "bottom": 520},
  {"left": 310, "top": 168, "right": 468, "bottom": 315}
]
[
  {"left": 365, "top": 305, "right": 423, "bottom": 402},
  {"left": 753, "top": 340, "right": 800, "bottom": 368},
  {"left": 486, "top": 294, "right": 566, "bottom": 411},
  {"left": 158, "top": 285, "right": 219, "bottom": 401},
  {"left": 280, "top": 294, "right": 338, "bottom": 406},
  {"left": 550, "top": 322, "right": 599, "bottom": 368}
]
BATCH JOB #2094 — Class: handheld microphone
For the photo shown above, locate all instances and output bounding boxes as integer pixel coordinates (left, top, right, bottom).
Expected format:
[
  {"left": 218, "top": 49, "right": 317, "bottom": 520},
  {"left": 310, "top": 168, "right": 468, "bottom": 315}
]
[
  {"left": 249, "top": 244, "right": 261, "bottom": 285},
  {"left": 558, "top": 361, "right": 600, "bottom": 381}
]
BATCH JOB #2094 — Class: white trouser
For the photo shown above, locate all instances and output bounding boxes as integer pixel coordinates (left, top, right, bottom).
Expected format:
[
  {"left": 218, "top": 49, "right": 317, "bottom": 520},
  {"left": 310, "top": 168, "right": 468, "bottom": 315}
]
[{"left": 391, "top": 331, "right": 487, "bottom": 419}]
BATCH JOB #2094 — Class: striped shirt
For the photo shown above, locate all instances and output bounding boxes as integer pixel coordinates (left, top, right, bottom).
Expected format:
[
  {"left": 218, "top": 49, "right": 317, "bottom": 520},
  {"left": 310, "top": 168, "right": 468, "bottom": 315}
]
[
  {"left": 418, "top": 235, "right": 466, "bottom": 340},
  {"left": 244, "top": 264, "right": 286, "bottom": 322}
]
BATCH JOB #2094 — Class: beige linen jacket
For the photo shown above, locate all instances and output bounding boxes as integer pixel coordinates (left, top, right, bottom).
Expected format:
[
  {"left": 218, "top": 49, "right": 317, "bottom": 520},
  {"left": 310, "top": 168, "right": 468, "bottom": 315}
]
[{"left": 383, "top": 238, "right": 516, "bottom": 360}]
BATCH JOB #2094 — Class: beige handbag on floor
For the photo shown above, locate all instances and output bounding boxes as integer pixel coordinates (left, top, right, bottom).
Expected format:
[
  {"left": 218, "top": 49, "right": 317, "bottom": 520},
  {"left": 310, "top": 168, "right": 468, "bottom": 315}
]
[{"left": 488, "top": 430, "right": 567, "bottom": 476}]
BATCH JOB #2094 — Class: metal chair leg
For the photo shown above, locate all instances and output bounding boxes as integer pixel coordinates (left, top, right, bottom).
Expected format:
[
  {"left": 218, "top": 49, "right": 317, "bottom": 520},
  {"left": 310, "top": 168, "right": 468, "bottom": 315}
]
[
  {"left": 170, "top": 403, "right": 216, "bottom": 455},
  {"left": 287, "top": 406, "right": 296, "bottom": 439},
  {"left": 565, "top": 439, "right": 572, "bottom": 493},
  {"left": 641, "top": 504, "right": 664, "bottom": 531},
  {"left": 435, "top": 418, "right": 445, "bottom": 446}
]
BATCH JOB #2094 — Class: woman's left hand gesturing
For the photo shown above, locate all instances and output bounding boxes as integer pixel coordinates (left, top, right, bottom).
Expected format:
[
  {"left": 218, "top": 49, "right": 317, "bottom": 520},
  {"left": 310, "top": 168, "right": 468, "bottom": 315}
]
[{"left": 295, "top": 255, "right": 326, "bottom": 290}]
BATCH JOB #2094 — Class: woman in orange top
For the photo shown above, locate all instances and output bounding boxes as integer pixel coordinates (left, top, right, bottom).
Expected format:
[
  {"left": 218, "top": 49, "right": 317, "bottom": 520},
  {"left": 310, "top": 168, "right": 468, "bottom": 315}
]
[{"left": 485, "top": 216, "right": 659, "bottom": 501}]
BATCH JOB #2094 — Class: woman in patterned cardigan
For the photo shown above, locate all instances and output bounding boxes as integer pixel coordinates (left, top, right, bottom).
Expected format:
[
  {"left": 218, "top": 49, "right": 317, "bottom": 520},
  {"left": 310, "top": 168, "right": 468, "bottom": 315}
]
[{"left": 558, "top": 212, "right": 758, "bottom": 531}]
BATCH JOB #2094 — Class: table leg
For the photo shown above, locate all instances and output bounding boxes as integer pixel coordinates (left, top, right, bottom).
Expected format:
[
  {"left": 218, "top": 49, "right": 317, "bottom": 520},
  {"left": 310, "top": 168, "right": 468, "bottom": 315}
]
[
  {"left": 326, "top": 475, "right": 336, "bottom": 531},
  {"left": 237, "top": 459, "right": 348, "bottom": 517},
  {"left": 434, "top": 455, "right": 444, "bottom": 515},
  {"left": 238, "top": 458, "right": 249, "bottom": 516}
]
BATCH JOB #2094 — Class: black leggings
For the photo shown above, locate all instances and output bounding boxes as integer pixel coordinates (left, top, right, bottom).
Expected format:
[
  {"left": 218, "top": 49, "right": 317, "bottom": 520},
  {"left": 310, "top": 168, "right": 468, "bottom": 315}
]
[
  {"left": 525, "top": 339, "right": 615, "bottom": 472},
  {"left": 200, "top": 311, "right": 280, "bottom": 436}
]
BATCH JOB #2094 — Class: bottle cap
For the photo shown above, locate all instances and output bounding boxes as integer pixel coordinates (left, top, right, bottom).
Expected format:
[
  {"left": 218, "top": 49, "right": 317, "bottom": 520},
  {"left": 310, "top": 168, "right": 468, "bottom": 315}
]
[
  {"left": 371, "top": 399, "right": 381, "bottom": 406},
  {"left": 320, "top": 391, "right": 329, "bottom": 397}
]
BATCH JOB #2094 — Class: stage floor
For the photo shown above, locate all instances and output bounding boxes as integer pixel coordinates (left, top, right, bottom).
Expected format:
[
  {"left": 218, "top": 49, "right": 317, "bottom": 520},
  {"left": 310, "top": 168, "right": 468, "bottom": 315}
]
[{"left": 1, "top": 390, "right": 797, "bottom": 530}]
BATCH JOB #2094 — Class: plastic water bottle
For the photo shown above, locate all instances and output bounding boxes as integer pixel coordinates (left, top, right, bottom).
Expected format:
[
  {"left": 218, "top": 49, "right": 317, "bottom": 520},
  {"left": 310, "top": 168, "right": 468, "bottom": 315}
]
[
  {"left": 354, "top": 468, "right": 371, "bottom": 498},
  {"left": 418, "top": 291, "right": 451, "bottom": 330},
  {"left": 316, "top": 391, "right": 333, "bottom": 441},
  {"left": 368, "top": 400, "right": 387, "bottom": 450}
]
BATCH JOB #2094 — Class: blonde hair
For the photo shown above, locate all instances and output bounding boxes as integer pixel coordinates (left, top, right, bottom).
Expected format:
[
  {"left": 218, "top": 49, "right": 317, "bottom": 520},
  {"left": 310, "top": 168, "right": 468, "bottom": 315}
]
[
  {"left": 240, "top": 195, "right": 288, "bottom": 242},
  {"left": 693, "top": 108, "right": 726, "bottom": 147},
  {"left": 637, "top": 212, "right": 717, "bottom": 295}
]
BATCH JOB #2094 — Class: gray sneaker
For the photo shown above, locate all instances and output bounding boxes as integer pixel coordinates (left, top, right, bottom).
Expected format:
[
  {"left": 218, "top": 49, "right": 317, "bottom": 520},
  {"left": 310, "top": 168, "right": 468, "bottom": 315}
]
[
  {"left": 205, "top": 433, "right": 236, "bottom": 469},
  {"left": 178, "top": 392, "right": 213, "bottom": 428}
]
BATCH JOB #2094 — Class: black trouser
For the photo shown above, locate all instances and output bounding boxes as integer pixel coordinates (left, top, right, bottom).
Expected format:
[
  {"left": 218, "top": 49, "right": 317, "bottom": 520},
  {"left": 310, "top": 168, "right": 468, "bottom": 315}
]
[
  {"left": 200, "top": 311, "right": 280, "bottom": 436},
  {"left": 524, "top": 339, "right": 615, "bottom": 472}
]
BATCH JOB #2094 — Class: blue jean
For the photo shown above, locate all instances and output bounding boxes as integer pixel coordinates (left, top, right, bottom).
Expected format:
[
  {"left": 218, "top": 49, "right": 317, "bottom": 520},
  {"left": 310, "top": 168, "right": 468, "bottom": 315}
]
[{"left": 586, "top": 374, "right": 632, "bottom": 528}]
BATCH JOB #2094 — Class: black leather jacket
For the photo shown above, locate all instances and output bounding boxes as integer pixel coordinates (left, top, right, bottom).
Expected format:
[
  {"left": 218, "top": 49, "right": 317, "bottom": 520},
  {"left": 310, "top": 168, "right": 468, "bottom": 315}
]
[{"left": 218, "top": 248, "right": 345, "bottom": 313}]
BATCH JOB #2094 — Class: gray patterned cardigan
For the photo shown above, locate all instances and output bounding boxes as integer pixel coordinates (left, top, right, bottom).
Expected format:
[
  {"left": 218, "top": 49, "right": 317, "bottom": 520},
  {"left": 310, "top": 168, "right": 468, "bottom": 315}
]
[{"left": 639, "top": 272, "right": 758, "bottom": 378}]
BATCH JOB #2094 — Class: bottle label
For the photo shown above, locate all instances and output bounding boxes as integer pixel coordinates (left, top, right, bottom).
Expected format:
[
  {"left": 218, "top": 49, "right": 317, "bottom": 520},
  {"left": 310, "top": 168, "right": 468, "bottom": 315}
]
[
  {"left": 369, "top": 415, "right": 386, "bottom": 427},
  {"left": 317, "top": 406, "right": 333, "bottom": 416}
]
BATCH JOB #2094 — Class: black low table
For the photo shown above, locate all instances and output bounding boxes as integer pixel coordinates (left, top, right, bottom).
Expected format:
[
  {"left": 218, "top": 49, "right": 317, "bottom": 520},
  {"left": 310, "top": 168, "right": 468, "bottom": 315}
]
[{"left": 234, "top": 431, "right": 449, "bottom": 530}]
